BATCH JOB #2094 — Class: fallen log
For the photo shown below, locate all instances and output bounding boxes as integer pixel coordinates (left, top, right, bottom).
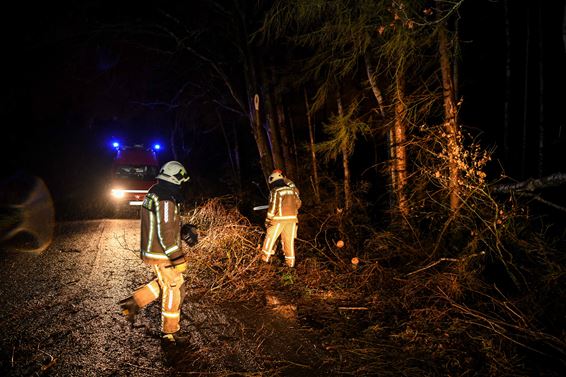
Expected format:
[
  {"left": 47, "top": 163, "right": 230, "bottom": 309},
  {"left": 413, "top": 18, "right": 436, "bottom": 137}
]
[
  {"left": 490, "top": 172, "right": 566, "bottom": 194},
  {"left": 489, "top": 172, "right": 566, "bottom": 213}
]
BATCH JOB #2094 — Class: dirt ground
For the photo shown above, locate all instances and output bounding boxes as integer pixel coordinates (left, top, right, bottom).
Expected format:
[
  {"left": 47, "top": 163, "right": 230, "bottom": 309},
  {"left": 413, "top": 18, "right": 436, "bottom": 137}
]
[{"left": 0, "top": 219, "right": 354, "bottom": 376}]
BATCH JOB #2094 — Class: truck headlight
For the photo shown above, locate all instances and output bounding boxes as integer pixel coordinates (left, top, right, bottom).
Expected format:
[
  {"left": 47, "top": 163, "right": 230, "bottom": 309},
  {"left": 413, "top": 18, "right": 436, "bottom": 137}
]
[{"left": 111, "top": 189, "right": 125, "bottom": 199}]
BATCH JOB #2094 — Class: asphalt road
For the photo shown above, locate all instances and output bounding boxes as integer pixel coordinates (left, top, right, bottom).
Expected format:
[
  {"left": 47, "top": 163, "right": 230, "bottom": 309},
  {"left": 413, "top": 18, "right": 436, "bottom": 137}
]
[
  {"left": 0, "top": 219, "right": 329, "bottom": 377},
  {"left": 0, "top": 219, "right": 173, "bottom": 376}
]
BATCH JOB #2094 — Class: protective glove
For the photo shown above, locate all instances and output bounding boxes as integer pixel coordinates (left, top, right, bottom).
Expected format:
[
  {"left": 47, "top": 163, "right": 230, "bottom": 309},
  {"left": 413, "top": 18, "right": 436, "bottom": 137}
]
[
  {"left": 181, "top": 223, "right": 198, "bottom": 247},
  {"left": 174, "top": 262, "right": 188, "bottom": 273}
]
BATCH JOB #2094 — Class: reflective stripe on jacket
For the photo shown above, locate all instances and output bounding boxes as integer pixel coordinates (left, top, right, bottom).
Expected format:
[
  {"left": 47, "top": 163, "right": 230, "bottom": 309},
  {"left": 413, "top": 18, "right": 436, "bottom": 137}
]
[
  {"left": 267, "top": 185, "right": 301, "bottom": 222},
  {"left": 140, "top": 192, "right": 185, "bottom": 266}
]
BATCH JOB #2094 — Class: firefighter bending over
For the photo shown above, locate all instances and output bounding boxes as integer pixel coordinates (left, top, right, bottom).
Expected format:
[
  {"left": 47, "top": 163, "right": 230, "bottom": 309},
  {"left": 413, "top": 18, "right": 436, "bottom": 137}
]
[
  {"left": 118, "top": 161, "right": 198, "bottom": 344},
  {"left": 261, "top": 170, "right": 301, "bottom": 267}
]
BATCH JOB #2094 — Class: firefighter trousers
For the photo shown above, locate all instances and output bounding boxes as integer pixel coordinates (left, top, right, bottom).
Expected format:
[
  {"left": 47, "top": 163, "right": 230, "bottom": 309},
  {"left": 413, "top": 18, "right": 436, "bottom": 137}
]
[
  {"left": 131, "top": 264, "right": 185, "bottom": 334},
  {"left": 261, "top": 221, "right": 298, "bottom": 267}
]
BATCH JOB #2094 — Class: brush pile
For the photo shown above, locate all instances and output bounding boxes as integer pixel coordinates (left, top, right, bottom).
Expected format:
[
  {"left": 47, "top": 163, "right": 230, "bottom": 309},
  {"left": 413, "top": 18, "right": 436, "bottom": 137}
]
[{"left": 179, "top": 192, "right": 565, "bottom": 375}]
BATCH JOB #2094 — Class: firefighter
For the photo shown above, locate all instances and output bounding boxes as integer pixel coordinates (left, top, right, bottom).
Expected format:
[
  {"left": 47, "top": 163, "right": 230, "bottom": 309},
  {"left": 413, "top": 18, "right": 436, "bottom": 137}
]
[
  {"left": 118, "top": 160, "right": 197, "bottom": 345},
  {"left": 261, "top": 170, "right": 301, "bottom": 267}
]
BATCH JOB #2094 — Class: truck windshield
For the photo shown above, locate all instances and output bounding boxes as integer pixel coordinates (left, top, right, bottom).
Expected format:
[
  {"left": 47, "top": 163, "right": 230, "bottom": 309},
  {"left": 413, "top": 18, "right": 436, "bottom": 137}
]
[{"left": 114, "top": 165, "right": 159, "bottom": 181}]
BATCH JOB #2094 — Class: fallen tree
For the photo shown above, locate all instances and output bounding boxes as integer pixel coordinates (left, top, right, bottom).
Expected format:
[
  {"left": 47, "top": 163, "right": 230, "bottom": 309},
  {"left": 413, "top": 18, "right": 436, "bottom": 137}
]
[
  {"left": 490, "top": 172, "right": 566, "bottom": 212},
  {"left": 490, "top": 172, "right": 566, "bottom": 193}
]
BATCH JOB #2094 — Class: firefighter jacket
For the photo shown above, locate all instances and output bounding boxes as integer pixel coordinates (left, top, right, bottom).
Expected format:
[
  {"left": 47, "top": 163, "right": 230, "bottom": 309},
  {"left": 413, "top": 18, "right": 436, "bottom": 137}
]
[
  {"left": 266, "top": 181, "right": 302, "bottom": 223},
  {"left": 140, "top": 182, "right": 185, "bottom": 267}
]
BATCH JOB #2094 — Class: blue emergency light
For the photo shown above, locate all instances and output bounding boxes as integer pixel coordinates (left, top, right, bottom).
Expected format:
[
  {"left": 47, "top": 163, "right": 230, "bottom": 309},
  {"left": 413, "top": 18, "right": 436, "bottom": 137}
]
[
  {"left": 153, "top": 143, "right": 161, "bottom": 150},
  {"left": 112, "top": 141, "right": 120, "bottom": 149}
]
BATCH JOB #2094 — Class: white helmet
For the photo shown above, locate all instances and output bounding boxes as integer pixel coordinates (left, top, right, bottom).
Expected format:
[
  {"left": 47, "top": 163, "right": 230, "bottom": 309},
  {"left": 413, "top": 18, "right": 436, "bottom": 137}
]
[
  {"left": 268, "top": 169, "right": 284, "bottom": 184},
  {"left": 156, "top": 161, "right": 190, "bottom": 185}
]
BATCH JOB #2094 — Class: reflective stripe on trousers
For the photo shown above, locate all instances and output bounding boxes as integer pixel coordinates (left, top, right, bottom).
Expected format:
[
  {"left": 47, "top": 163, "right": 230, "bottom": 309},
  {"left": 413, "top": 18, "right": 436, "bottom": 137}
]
[
  {"left": 261, "top": 221, "right": 297, "bottom": 267},
  {"left": 155, "top": 265, "right": 184, "bottom": 334},
  {"left": 132, "top": 264, "right": 185, "bottom": 334}
]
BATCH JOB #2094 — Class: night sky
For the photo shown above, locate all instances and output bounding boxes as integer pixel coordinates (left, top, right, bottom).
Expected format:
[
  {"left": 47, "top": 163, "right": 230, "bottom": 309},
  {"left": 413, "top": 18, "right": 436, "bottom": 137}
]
[{"left": 1, "top": 1, "right": 565, "bottom": 216}]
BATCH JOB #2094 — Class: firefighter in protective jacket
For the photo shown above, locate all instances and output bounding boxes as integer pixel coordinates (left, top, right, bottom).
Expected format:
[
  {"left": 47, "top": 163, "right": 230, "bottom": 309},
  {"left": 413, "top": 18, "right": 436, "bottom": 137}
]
[
  {"left": 261, "top": 170, "right": 301, "bottom": 267},
  {"left": 119, "top": 161, "right": 197, "bottom": 344}
]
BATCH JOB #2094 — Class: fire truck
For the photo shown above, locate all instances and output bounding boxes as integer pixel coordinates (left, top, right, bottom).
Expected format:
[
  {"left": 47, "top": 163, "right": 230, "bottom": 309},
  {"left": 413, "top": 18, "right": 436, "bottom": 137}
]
[{"left": 109, "top": 142, "right": 160, "bottom": 212}]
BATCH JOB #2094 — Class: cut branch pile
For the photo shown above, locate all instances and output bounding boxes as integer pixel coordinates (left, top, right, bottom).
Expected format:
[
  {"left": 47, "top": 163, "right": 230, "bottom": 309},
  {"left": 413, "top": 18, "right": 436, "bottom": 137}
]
[
  {"left": 177, "top": 191, "right": 565, "bottom": 376},
  {"left": 181, "top": 197, "right": 274, "bottom": 302}
]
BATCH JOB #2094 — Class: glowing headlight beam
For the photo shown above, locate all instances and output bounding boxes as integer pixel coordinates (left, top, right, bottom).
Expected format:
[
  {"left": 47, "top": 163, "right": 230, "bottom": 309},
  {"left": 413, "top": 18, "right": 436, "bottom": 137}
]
[{"left": 111, "top": 189, "right": 125, "bottom": 198}]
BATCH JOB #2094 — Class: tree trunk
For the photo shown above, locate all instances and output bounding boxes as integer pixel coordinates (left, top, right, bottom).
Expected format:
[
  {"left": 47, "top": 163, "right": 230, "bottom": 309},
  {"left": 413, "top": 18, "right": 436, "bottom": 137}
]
[
  {"left": 304, "top": 88, "right": 320, "bottom": 204},
  {"left": 275, "top": 93, "right": 297, "bottom": 180},
  {"left": 216, "top": 110, "right": 241, "bottom": 191},
  {"left": 521, "top": 6, "right": 531, "bottom": 179},
  {"left": 170, "top": 107, "right": 191, "bottom": 162},
  {"left": 170, "top": 117, "right": 180, "bottom": 161},
  {"left": 537, "top": 3, "right": 544, "bottom": 177},
  {"left": 251, "top": 93, "right": 274, "bottom": 182},
  {"left": 288, "top": 115, "right": 300, "bottom": 182},
  {"left": 365, "top": 54, "right": 396, "bottom": 210},
  {"left": 503, "top": 0, "right": 511, "bottom": 163},
  {"left": 236, "top": 7, "right": 272, "bottom": 183},
  {"left": 231, "top": 121, "right": 241, "bottom": 190},
  {"left": 260, "top": 65, "right": 285, "bottom": 171},
  {"left": 393, "top": 75, "right": 409, "bottom": 219},
  {"left": 337, "top": 95, "right": 352, "bottom": 210},
  {"left": 438, "top": 23, "right": 461, "bottom": 211},
  {"left": 364, "top": 54, "right": 385, "bottom": 117},
  {"left": 491, "top": 172, "right": 566, "bottom": 193}
]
